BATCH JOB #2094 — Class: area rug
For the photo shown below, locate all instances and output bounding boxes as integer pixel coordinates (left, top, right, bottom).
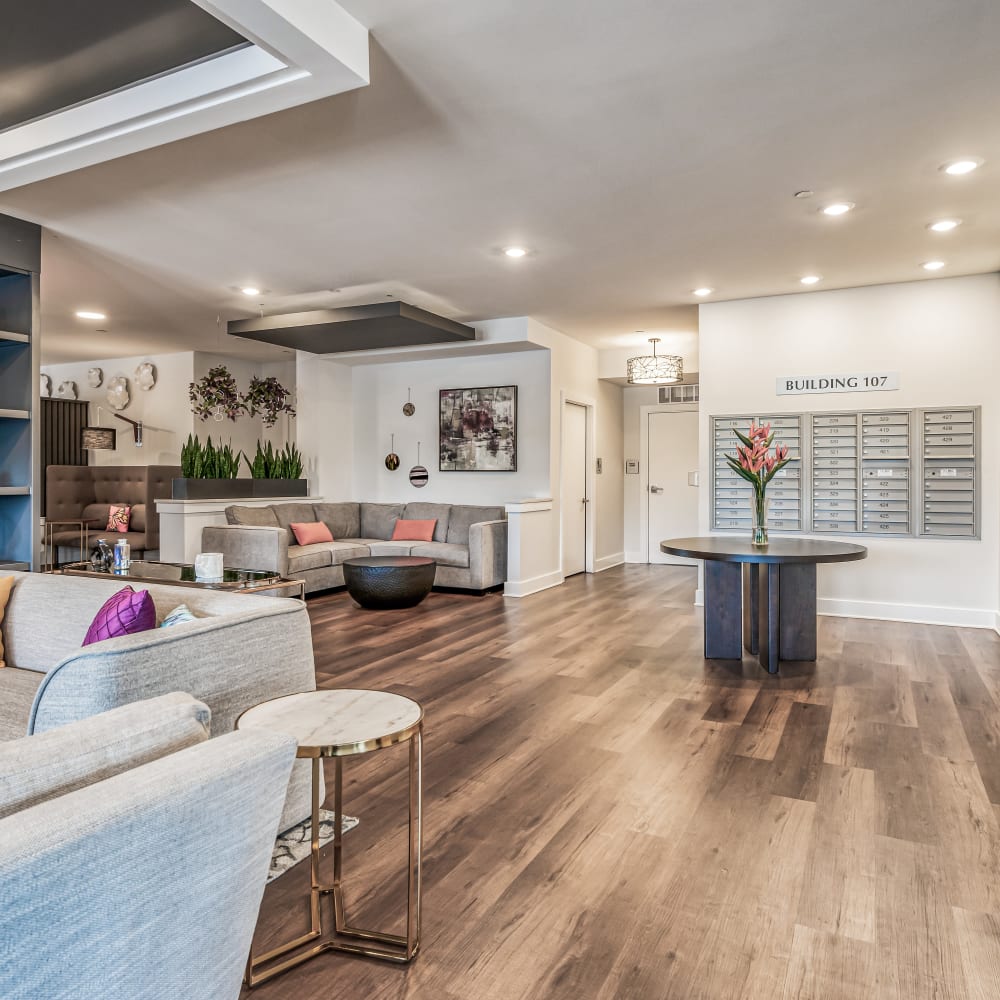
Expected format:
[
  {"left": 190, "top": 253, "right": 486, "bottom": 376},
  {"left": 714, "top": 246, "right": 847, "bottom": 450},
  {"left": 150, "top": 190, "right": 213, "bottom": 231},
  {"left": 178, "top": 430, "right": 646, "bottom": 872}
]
[{"left": 268, "top": 810, "right": 359, "bottom": 883}]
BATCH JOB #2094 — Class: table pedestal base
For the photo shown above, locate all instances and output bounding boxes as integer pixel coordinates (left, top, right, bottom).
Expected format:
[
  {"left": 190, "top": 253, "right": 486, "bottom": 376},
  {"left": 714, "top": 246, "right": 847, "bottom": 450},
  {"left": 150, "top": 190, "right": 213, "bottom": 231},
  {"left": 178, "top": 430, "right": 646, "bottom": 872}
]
[
  {"left": 246, "top": 736, "right": 422, "bottom": 987},
  {"left": 703, "top": 562, "right": 818, "bottom": 674}
]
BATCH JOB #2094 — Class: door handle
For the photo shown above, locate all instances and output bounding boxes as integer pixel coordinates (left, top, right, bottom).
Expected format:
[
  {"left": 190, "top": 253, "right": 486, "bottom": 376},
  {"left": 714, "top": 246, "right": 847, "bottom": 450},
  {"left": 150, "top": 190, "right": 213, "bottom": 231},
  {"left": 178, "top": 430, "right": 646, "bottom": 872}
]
[
  {"left": 582, "top": 497, "right": 590, "bottom": 504},
  {"left": 649, "top": 485, "right": 664, "bottom": 494}
]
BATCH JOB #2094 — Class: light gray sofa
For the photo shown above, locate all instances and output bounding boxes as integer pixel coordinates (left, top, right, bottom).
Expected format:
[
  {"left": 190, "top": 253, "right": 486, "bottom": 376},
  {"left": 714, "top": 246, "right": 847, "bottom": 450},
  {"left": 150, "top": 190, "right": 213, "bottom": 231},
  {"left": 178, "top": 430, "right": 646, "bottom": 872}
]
[
  {"left": 0, "top": 694, "right": 296, "bottom": 1000},
  {"left": 203, "top": 501, "right": 508, "bottom": 595},
  {"left": 0, "top": 571, "right": 316, "bottom": 831}
]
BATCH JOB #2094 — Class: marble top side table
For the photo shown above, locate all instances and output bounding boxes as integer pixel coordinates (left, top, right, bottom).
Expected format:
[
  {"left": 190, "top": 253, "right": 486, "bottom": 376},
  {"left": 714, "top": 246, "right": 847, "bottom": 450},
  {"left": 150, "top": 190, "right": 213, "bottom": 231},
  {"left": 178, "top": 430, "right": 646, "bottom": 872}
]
[{"left": 237, "top": 689, "right": 424, "bottom": 985}]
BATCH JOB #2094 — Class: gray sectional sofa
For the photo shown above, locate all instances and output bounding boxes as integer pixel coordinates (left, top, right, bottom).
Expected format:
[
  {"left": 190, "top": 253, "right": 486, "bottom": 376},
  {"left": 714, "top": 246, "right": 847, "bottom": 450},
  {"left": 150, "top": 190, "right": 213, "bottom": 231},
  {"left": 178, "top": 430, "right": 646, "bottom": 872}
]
[{"left": 202, "top": 501, "right": 508, "bottom": 595}]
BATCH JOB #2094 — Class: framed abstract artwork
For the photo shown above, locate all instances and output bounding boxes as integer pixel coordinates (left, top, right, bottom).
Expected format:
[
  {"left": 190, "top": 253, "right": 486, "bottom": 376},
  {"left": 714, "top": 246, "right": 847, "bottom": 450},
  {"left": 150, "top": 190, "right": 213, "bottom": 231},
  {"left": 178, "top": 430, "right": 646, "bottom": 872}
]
[{"left": 439, "top": 385, "right": 517, "bottom": 472}]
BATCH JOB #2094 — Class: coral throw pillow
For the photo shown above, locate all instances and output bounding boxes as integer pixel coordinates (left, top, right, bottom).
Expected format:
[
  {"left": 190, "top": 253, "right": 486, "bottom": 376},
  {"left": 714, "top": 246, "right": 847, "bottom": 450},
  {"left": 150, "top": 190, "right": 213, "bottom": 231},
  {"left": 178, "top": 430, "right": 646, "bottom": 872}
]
[
  {"left": 106, "top": 504, "right": 131, "bottom": 532},
  {"left": 291, "top": 521, "right": 334, "bottom": 546},
  {"left": 83, "top": 586, "right": 156, "bottom": 646},
  {"left": 0, "top": 575, "right": 14, "bottom": 668},
  {"left": 391, "top": 519, "right": 436, "bottom": 542}
]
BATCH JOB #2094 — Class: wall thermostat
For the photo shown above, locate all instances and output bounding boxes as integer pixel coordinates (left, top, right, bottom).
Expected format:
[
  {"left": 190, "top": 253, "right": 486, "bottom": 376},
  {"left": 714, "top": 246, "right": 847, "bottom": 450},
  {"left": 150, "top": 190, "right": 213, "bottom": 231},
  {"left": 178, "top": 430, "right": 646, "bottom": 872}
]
[{"left": 626, "top": 460, "right": 639, "bottom": 475}]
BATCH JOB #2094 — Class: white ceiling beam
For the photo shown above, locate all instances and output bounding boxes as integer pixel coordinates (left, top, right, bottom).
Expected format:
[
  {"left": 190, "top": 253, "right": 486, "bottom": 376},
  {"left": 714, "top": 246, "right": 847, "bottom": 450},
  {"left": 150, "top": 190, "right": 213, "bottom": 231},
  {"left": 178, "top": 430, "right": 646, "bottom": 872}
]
[{"left": 0, "top": 0, "right": 369, "bottom": 192}]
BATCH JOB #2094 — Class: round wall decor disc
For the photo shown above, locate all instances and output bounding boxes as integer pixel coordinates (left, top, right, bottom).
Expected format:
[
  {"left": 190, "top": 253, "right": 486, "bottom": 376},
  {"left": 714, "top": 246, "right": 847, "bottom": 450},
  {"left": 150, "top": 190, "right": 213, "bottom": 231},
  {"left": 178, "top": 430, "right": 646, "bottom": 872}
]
[
  {"left": 403, "top": 387, "right": 415, "bottom": 416},
  {"left": 385, "top": 433, "right": 400, "bottom": 470},
  {"left": 409, "top": 465, "right": 428, "bottom": 487}
]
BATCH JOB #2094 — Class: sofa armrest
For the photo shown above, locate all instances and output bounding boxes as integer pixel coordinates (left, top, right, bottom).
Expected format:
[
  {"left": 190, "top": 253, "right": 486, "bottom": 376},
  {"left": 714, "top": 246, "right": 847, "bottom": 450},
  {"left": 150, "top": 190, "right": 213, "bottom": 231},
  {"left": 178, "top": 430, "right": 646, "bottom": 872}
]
[
  {"left": 469, "top": 519, "right": 508, "bottom": 589},
  {"left": 0, "top": 729, "right": 296, "bottom": 1000},
  {"left": 202, "top": 524, "right": 289, "bottom": 577}
]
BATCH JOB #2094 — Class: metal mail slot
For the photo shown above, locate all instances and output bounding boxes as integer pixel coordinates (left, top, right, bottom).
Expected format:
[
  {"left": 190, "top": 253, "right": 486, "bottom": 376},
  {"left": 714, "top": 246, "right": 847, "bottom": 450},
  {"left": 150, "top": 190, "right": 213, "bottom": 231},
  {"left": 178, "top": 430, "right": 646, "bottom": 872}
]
[
  {"left": 923, "top": 423, "right": 967, "bottom": 434},
  {"left": 813, "top": 425, "right": 857, "bottom": 441},
  {"left": 814, "top": 510, "right": 858, "bottom": 523},
  {"left": 924, "top": 447, "right": 975, "bottom": 459},
  {"left": 715, "top": 417, "right": 748, "bottom": 429},
  {"left": 813, "top": 446, "right": 857, "bottom": 458},
  {"left": 813, "top": 435, "right": 857, "bottom": 447},
  {"left": 862, "top": 413, "right": 908, "bottom": 426},
  {"left": 924, "top": 512, "right": 975, "bottom": 525},
  {"left": 924, "top": 433, "right": 974, "bottom": 447},
  {"left": 760, "top": 417, "right": 800, "bottom": 429},
  {"left": 768, "top": 487, "right": 801, "bottom": 499},
  {"left": 864, "top": 511, "right": 909, "bottom": 523},
  {"left": 813, "top": 488, "right": 857, "bottom": 498},
  {"left": 924, "top": 501, "right": 974, "bottom": 514},
  {"left": 862, "top": 432, "right": 909, "bottom": 446},
  {"left": 813, "top": 497, "right": 857, "bottom": 507},
  {"left": 924, "top": 486, "right": 974, "bottom": 498},
  {"left": 924, "top": 465, "right": 974, "bottom": 478},
  {"left": 924, "top": 410, "right": 974, "bottom": 425},
  {"left": 715, "top": 518, "right": 751, "bottom": 529},
  {"left": 862, "top": 445, "right": 909, "bottom": 458},
  {"left": 811, "top": 476, "right": 856, "bottom": 489},
  {"left": 862, "top": 500, "right": 909, "bottom": 512},
  {"left": 862, "top": 468, "right": 909, "bottom": 480},
  {"left": 813, "top": 414, "right": 857, "bottom": 427},
  {"left": 771, "top": 467, "right": 801, "bottom": 479},
  {"left": 862, "top": 489, "right": 909, "bottom": 501},
  {"left": 768, "top": 499, "right": 800, "bottom": 509},
  {"left": 922, "top": 523, "right": 975, "bottom": 536},
  {"left": 814, "top": 457, "right": 856, "bottom": 468},
  {"left": 766, "top": 518, "right": 800, "bottom": 529},
  {"left": 715, "top": 487, "right": 751, "bottom": 498},
  {"left": 864, "top": 522, "right": 910, "bottom": 534},
  {"left": 715, "top": 506, "right": 752, "bottom": 517},
  {"left": 814, "top": 521, "right": 857, "bottom": 533}
]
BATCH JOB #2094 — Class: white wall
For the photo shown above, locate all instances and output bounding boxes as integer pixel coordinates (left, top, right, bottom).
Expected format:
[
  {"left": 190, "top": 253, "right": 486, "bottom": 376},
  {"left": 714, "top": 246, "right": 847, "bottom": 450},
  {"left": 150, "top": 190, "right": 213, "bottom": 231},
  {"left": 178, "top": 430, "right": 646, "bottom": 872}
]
[
  {"left": 352, "top": 349, "right": 551, "bottom": 504},
  {"left": 595, "top": 379, "right": 625, "bottom": 569},
  {"left": 698, "top": 273, "right": 1000, "bottom": 627},
  {"left": 295, "top": 355, "right": 353, "bottom": 499},
  {"left": 41, "top": 352, "right": 195, "bottom": 466}
]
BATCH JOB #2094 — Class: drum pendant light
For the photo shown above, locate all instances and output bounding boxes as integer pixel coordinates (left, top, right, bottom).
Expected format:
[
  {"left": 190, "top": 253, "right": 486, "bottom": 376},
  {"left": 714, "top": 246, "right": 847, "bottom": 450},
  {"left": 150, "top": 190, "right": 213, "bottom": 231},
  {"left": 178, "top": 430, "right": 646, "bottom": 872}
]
[{"left": 626, "top": 337, "right": 683, "bottom": 385}]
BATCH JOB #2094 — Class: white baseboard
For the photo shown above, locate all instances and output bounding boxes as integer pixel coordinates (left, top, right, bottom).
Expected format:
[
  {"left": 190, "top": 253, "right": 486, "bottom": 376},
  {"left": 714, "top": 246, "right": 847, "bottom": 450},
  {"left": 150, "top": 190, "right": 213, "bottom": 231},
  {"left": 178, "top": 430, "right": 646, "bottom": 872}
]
[
  {"left": 594, "top": 552, "right": 625, "bottom": 573},
  {"left": 995, "top": 611, "right": 1000, "bottom": 637},
  {"left": 818, "top": 597, "right": 995, "bottom": 629},
  {"left": 695, "top": 588, "right": 704, "bottom": 607},
  {"left": 624, "top": 550, "right": 646, "bottom": 563},
  {"left": 504, "top": 570, "right": 565, "bottom": 598}
]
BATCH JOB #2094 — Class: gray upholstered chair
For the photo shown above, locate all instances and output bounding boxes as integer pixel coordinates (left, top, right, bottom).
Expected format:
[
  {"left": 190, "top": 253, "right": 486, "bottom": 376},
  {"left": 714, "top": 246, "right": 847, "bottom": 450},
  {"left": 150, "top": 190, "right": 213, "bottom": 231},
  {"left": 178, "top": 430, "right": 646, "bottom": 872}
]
[{"left": 0, "top": 694, "right": 297, "bottom": 1000}]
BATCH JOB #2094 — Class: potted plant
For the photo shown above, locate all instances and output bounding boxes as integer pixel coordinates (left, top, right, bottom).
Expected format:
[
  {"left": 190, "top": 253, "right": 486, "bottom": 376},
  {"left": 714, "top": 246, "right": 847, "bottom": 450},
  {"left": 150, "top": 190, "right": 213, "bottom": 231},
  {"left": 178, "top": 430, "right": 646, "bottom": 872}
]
[
  {"left": 172, "top": 435, "right": 253, "bottom": 499},
  {"left": 243, "top": 375, "right": 296, "bottom": 428},
  {"left": 188, "top": 366, "right": 243, "bottom": 422},
  {"left": 724, "top": 422, "right": 790, "bottom": 546},
  {"left": 245, "top": 441, "right": 307, "bottom": 497}
]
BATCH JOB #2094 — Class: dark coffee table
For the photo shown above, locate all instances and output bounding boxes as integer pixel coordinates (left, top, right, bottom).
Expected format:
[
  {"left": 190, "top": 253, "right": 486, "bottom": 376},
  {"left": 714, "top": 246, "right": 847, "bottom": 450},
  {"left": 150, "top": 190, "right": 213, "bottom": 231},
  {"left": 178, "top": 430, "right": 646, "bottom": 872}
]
[{"left": 342, "top": 556, "right": 437, "bottom": 609}]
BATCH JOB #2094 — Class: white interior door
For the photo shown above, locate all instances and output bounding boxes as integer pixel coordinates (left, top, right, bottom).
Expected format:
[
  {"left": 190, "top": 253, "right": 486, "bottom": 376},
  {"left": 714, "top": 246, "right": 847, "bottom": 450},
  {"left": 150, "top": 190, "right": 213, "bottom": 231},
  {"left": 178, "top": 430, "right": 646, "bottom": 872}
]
[
  {"left": 562, "top": 401, "right": 588, "bottom": 577},
  {"left": 647, "top": 410, "right": 699, "bottom": 565}
]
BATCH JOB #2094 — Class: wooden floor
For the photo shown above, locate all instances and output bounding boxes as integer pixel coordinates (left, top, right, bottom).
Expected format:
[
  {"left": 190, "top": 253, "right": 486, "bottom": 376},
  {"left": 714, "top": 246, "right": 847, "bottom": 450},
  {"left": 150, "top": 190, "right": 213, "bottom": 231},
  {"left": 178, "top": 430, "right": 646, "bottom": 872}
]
[{"left": 244, "top": 565, "right": 1000, "bottom": 999}]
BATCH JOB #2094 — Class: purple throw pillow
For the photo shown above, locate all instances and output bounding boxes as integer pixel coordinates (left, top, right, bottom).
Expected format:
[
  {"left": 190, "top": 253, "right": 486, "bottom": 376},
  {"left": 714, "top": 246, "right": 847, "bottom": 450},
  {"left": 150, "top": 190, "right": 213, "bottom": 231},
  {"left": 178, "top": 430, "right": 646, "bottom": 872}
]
[{"left": 83, "top": 586, "right": 157, "bottom": 646}]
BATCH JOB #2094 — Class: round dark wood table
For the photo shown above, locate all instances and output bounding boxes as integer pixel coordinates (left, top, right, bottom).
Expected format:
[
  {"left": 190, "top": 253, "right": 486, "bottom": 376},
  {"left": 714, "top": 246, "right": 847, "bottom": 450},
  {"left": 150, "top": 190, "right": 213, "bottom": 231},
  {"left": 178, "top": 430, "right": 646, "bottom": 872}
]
[
  {"left": 343, "top": 556, "right": 437, "bottom": 610},
  {"left": 660, "top": 537, "right": 868, "bottom": 673}
]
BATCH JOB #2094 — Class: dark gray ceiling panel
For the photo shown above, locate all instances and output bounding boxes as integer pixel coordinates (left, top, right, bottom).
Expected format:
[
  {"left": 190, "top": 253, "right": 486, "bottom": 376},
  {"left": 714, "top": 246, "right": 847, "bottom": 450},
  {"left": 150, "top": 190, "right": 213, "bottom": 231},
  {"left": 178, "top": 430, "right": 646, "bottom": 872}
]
[
  {"left": 0, "top": 0, "right": 247, "bottom": 132},
  {"left": 228, "top": 302, "right": 477, "bottom": 354}
]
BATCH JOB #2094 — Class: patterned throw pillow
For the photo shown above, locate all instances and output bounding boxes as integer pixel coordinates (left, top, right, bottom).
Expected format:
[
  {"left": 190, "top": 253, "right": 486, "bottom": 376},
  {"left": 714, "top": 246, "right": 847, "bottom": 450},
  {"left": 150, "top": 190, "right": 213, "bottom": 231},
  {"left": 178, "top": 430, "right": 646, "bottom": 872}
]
[
  {"left": 160, "top": 604, "right": 197, "bottom": 628},
  {"left": 106, "top": 504, "right": 131, "bottom": 532},
  {"left": 83, "top": 586, "right": 156, "bottom": 646}
]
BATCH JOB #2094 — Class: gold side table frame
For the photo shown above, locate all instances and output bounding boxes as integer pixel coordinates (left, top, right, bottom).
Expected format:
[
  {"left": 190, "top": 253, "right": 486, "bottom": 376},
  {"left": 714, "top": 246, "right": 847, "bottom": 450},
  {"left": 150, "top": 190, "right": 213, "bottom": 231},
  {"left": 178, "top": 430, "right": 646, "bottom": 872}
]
[{"left": 238, "top": 694, "right": 423, "bottom": 987}]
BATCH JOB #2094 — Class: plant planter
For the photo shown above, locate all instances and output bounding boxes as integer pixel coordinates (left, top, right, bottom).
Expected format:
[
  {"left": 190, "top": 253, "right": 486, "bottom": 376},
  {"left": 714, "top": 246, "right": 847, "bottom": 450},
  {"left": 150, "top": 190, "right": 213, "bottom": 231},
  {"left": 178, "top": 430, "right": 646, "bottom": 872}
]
[{"left": 172, "top": 478, "right": 308, "bottom": 500}]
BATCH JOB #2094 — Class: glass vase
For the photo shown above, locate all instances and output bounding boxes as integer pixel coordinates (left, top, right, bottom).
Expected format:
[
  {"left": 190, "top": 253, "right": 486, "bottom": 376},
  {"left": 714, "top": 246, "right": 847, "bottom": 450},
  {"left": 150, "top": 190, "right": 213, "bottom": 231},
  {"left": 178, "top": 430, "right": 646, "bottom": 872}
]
[{"left": 751, "top": 491, "right": 769, "bottom": 547}]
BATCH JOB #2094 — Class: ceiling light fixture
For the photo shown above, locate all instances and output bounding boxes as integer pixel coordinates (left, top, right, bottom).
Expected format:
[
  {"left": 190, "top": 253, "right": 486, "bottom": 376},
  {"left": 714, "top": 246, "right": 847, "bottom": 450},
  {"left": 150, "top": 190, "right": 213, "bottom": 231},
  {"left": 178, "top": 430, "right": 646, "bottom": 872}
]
[
  {"left": 821, "top": 202, "right": 855, "bottom": 216},
  {"left": 503, "top": 247, "right": 527, "bottom": 258},
  {"left": 75, "top": 310, "right": 106, "bottom": 320},
  {"left": 922, "top": 260, "right": 946, "bottom": 271},
  {"left": 241, "top": 286, "right": 261, "bottom": 296},
  {"left": 800, "top": 275, "right": 822, "bottom": 285},
  {"left": 927, "top": 219, "right": 961, "bottom": 232},
  {"left": 626, "top": 337, "right": 683, "bottom": 385},
  {"left": 692, "top": 287, "right": 713, "bottom": 297},
  {"left": 941, "top": 159, "right": 982, "bottom": 176}
]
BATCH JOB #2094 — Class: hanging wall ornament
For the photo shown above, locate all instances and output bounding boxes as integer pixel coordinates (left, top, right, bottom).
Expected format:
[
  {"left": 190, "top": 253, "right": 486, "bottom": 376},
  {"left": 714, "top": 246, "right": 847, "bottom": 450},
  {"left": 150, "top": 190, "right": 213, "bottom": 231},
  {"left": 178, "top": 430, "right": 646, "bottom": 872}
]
[
  {"left": 409, "top": 441, "right": 428, "bottom": 488},
  {"left": 402, "top": 387, "right": 415, "bottom": 417},
  {"left": 384, "top": 434, "right": 400, "bottom": 470}
]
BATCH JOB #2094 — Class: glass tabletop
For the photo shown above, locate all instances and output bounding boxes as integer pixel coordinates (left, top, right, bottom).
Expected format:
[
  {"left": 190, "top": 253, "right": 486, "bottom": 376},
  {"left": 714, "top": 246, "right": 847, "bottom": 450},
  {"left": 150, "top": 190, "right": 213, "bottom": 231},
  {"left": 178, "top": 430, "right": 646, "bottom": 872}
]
[{"left": 60, "top": 560, "right": 283, "bottom": 588}]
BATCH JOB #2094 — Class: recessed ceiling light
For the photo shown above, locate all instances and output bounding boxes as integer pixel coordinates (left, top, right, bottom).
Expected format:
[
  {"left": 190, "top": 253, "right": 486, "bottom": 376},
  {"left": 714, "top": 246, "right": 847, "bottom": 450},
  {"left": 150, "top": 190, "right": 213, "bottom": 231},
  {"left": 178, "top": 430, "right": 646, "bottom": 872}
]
[
  {"left": 927, "top": 219, "right": 961, "bottom": 232},
  {"left": 503, "top": 247, "right": 527, "bottom": 258},
  {"left": 922, "top": 260, "right": 946, "bottom": 271},
  {"left": 821, "top": 202, "right": 855, "bottom": 216},
  {"left": 800, "top": 275, "right": 822, "bottom": 285},
  {"left": 75, "top": 310, "right": 106, "bottom": 320},
  {"left": 941, "top": 159, "right": 982, "bottom": 176},
  {"left": 692, "top": 287, "right": 713, "bottom": 297},
  {"left": 241, "top": 286, "right": 261, "bottom": 296}
]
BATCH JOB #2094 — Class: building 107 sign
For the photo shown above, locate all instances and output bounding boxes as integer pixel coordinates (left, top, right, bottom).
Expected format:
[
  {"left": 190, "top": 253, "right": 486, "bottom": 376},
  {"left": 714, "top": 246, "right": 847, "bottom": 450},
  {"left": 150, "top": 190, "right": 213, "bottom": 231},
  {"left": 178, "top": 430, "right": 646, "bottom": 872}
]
[{"left": 776, "top": 372, "right": 900, "bottom": 395}]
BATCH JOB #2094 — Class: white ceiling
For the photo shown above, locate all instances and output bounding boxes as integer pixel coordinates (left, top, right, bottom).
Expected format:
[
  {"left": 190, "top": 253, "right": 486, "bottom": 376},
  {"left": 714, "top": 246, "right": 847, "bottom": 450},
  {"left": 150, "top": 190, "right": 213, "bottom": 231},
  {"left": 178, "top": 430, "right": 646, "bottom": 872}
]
[{"left": 3, "top": 0, "right": 1000, "bottom": 364}]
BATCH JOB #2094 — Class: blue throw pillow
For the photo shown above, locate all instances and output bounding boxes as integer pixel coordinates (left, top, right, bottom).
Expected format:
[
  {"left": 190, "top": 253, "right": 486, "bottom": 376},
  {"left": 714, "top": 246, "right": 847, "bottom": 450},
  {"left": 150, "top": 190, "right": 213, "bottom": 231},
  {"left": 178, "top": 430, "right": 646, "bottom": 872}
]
[{"left": 160, "top": 604, "right": 197, "bottom": 628}]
